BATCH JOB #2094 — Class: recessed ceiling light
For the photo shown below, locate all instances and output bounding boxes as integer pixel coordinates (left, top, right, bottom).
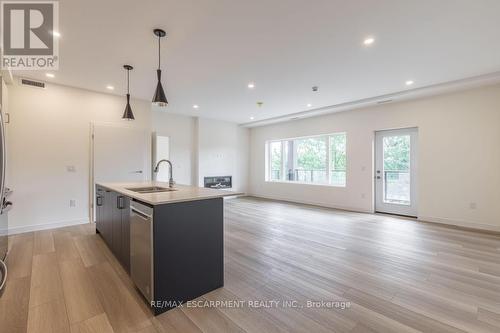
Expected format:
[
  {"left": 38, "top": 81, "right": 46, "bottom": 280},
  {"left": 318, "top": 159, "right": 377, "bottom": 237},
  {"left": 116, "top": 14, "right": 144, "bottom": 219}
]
[
  {"left": 51, "top": 31, "right": 61, "bottom": 37},
  {"left": 405, "top": 80, "right": 414, "bottom": 86},
  {"left": 250, "top": 116, "right": 255, "bottom": 120},
  {"left": 106, "top": 85, "right": 114, "bottom": 90},
  {"left": 307, "top": 103, "right": 312, "bottom": 108},
  {"left": 45, "top": 73, "right": 55, "bottom": 78},
  {"left": 193, "top": 104, "right": 199, "bottom": 109},
  {"left": 363, "top": 37, "right": 375, "bottom": 46},
  {"left": 247, "top": 82, "right": 255, "bottom": 89}
]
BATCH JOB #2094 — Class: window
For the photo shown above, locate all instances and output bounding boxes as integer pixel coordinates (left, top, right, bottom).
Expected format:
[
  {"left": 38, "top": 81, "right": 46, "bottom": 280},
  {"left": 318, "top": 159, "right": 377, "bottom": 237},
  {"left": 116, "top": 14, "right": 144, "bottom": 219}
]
[{"left": 266, "top": 133, "right": 347, "bottom": 187}]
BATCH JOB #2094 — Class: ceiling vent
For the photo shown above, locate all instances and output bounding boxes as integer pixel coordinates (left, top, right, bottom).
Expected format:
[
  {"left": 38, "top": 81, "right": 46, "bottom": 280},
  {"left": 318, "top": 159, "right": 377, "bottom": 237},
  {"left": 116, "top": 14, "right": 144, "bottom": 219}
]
[{"left": 20, "top": 78, "right": 45, "bottom": 89}]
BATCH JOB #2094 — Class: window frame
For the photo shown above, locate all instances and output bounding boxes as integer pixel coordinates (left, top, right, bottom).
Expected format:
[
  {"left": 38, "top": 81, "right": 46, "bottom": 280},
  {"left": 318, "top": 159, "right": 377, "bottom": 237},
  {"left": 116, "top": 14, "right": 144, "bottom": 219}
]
[{"left": 265, "top": 132, "right": 347, "bottom": 187}]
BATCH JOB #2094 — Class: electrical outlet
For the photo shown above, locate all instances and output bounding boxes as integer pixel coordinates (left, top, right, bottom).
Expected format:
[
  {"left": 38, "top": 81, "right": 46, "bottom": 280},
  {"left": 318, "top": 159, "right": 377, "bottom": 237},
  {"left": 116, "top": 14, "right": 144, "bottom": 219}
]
[
  {"left": 361, "top": 193, "right": 366, "bottom": 199},
  {"left": 70, "top": 199, "right": 76, "bottom": 207},
  {"left": 66, "top": 165, "right": 76, "bottom": 172},
  {"left": 469, "top": 202, "right": 477, "bottom": 210}
]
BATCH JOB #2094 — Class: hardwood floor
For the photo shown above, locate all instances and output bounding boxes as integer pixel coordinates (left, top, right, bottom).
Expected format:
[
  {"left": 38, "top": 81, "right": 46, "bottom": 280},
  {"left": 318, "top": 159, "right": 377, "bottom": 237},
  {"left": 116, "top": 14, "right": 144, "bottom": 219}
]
[{"left": 1, "top": 196, "right": 500, "bottom": 332}]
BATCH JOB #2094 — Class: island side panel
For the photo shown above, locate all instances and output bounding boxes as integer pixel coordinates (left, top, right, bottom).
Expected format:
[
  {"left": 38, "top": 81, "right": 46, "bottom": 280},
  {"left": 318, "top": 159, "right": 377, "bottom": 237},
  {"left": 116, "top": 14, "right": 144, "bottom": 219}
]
[{"left": 153, "top": 197, "right": 224, "bottom": 314}]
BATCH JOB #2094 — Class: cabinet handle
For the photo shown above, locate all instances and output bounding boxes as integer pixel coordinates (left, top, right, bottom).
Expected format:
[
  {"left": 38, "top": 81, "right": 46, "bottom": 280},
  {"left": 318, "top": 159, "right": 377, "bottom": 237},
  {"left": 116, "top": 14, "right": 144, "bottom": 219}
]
[
  {"left": 96, "top": 196, "right": 103, "bottom": 206},
  {"left": 117, "top": 196, "right": 125, "bottom": 209}
]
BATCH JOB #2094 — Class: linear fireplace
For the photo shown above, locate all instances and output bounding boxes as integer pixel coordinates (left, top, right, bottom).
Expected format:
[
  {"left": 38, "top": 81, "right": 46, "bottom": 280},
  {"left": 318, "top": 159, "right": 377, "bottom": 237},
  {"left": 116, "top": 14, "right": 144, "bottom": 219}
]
[{"left": 204, "top": 176, "right": 232, "bottom": 189}]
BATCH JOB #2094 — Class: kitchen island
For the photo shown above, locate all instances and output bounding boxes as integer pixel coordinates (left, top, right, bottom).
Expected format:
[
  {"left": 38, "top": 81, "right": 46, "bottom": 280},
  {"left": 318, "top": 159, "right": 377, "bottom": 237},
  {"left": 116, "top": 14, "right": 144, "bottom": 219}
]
[{"left": 95, "top": 181, "right": 241, "bottom": 315}]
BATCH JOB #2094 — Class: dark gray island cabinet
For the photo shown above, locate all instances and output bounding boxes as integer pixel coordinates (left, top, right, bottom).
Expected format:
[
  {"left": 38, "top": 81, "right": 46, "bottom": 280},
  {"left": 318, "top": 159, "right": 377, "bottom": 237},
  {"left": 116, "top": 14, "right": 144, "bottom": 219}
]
[
  {"left": 95, "top": 182, "right": 239, "bottom": 315},
  {"left": 95, "top": 186, "right": 130, "bottom": 272}
]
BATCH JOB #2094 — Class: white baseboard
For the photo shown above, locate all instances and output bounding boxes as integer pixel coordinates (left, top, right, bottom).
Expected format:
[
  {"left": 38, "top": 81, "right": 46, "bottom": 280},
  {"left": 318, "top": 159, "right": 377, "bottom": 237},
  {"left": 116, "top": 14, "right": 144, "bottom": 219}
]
[
  {"left": 8, "top": 218, "right": 90, "bottom": 235},
  {"left": 418, "top": 215, "right": 500, "bottom": 233},
  {"left": 248, "top": 193, "right": 373, "bottom": 214}
]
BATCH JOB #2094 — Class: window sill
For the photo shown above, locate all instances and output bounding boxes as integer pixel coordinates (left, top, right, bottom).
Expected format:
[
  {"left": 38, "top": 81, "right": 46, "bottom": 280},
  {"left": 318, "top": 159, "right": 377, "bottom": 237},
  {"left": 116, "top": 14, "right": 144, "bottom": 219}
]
[{"left": 265, "top": 180, "right": 346, "bottom": 188}]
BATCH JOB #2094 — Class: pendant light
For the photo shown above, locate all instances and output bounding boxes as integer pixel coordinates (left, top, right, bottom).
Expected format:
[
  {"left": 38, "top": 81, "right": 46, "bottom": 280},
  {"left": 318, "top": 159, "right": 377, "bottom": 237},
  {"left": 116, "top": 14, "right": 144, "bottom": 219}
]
[
  {"left": 152, "top": 28, "right": 168, "bottom": 107},
  {"left": 122, "top": 65, "right": 135, "bottom": 120}
]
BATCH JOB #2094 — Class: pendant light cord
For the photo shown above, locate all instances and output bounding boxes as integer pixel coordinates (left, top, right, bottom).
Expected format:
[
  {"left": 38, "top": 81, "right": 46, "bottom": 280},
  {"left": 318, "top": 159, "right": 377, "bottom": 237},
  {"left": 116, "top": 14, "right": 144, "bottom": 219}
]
[
  {"left": 158, "top": 36, "right": 161, "bottom": 69},
  {"left": 127, "top": 69, "right": 130, "bottom": 94}
]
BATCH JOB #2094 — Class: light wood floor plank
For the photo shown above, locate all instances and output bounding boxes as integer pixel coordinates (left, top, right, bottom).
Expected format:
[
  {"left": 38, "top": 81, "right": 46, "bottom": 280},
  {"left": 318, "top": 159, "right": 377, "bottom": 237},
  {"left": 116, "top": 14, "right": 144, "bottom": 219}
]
[
  {"left": 477, "top": 308, "right": 500, "bottom": 328},
  {"left": 7, "top": 232, "right": 34, "bottom": 279},
  {"left": 53, "top": 230, "right": 80, "bottom": 263},
  {"left": 59, "top": 257, "right": 104, "bottom": 324},
  {"left": 73, "top": 234, "right": 107, "bottom": 268},
  {"left": 33, "top": 230, "right": 55, "bottom": 255},
  {"left": 135, "top": 324, "right": 160, "bottom": 333},
  {"left": 70, "top": 313, "right": 114, "bottom": 333},
  {"left": 0, "top": 276, "right": 31, "bottom": 333},
  {"left": 88, "top": 261, "right": 152, "bottom": 332},
  {"left": 153, "top": 308, "right": 203, "bottom": 333},
  {"left": 29, "top": 252, "right": 64, "bottom": 308},
  {"left": 27, "top": 298, "right": 70, "bottom": 333},
  {"left": 180, "top": 302, "right": 246, "bottom": 333}
]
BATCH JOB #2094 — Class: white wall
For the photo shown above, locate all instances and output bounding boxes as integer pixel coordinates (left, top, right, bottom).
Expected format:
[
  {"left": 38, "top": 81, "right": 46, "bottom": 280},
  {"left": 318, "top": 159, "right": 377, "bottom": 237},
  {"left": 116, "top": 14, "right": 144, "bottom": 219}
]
[
  {"left": 249, "top": 84, "right": 500, "bottom": 232},
  {"left": 196, "top": 118, "right": 249, "bottom": 193},
  {"left": 6, "top": 82, "right": 151, "bottom": 232}
]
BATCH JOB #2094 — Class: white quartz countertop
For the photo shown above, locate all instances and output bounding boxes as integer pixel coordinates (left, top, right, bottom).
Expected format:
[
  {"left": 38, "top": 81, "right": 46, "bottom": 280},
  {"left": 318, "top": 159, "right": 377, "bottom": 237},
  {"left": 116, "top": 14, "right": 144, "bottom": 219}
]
[{"left": 96, "top": 181, "right": 243, "bottom": 206}]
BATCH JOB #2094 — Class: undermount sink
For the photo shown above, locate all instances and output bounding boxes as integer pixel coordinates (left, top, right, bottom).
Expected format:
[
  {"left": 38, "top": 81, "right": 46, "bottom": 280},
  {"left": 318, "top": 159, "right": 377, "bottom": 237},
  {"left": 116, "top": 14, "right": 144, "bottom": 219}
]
[{"left": 126, "top": 186, "right": 177, "bottom": 194}]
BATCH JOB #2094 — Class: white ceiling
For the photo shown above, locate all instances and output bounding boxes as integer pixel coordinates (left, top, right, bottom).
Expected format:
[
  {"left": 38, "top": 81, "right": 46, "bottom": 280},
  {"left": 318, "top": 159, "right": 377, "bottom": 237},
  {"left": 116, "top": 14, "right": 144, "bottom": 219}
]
[{"left": 14, "top": 0, "right": 500, "bottom": 124}]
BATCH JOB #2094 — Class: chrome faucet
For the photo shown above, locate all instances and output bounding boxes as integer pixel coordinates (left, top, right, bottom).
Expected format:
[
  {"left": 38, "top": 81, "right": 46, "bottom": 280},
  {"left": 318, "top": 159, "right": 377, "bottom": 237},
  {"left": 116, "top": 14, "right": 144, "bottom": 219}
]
[{"left": 153, "top": 159, "right": 175, "bottom": 188}]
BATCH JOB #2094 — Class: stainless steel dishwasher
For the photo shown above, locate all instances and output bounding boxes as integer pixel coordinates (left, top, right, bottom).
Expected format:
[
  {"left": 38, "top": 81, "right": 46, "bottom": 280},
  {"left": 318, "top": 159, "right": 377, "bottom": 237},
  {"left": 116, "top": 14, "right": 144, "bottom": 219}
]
[{"left": 130, "top": 200, "right": 154, "bottom": 302}]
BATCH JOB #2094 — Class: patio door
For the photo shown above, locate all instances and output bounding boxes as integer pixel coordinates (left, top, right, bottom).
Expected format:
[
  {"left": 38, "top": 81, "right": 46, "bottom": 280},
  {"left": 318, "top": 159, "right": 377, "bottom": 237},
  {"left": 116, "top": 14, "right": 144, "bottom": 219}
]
[{"left": 375, "top": 128, "right": 418, "bottom": 217}]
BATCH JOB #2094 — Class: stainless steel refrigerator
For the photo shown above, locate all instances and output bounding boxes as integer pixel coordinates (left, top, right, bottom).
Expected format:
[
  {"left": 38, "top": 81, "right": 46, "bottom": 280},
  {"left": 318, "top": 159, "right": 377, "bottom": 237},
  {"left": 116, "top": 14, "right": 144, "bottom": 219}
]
[{"left": 0, "top": 80, "right": 11, "bottom": 293}]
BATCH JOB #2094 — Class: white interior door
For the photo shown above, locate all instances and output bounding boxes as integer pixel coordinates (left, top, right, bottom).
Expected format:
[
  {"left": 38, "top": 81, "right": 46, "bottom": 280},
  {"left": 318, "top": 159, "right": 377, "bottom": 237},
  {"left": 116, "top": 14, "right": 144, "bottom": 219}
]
[
  {"left": 375, "top": 128, "right": 418, "bottom": 217},
  {"left": 91, "top": 124, "right": 150, "bottom": 220},
  {"left": 152, "top": 133, "right": 170, "bottom": 181}
]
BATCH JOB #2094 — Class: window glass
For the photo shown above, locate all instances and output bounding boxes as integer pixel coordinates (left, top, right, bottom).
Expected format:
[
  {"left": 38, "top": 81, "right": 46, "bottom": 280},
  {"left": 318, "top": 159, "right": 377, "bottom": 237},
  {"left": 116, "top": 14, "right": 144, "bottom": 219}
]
[
  {"left": 293, "top": 137, "right": 327, "bottom": 184},
  {"left": 270, "top": 141, "right": 282, "bottom": 181},
  {"left": 330, "top": 134, "right": 347, "bottom": 186}
]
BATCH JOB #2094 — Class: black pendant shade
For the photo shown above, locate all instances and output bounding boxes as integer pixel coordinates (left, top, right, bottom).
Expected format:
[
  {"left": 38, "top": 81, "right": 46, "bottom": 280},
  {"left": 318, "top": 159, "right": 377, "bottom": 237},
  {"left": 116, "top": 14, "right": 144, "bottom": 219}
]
[
  {"left": 123, "top": 93, "right": 134, "bottom": 120},
  {"left": 153, "top": 69, "right": 167, "bottom": 107},
  {"left": 122, "top": 65, "right": 135, "bottom": 120},
  {"left": 152, "top": 29, "right": 168, "bottom": 107}
]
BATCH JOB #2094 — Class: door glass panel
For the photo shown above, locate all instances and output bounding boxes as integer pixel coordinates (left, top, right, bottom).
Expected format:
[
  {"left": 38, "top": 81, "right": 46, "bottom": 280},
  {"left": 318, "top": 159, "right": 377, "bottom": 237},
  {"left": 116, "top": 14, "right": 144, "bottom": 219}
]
[{"left": 383, "top": 135, "right": 410, "bottom": 205}]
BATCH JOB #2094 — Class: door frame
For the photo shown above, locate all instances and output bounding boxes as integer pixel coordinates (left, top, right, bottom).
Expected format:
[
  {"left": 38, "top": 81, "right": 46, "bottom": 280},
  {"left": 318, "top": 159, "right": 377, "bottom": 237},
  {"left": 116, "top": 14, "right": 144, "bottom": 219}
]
[{"left": 374, "top": 127, "right": 418, "bottom": 217}]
